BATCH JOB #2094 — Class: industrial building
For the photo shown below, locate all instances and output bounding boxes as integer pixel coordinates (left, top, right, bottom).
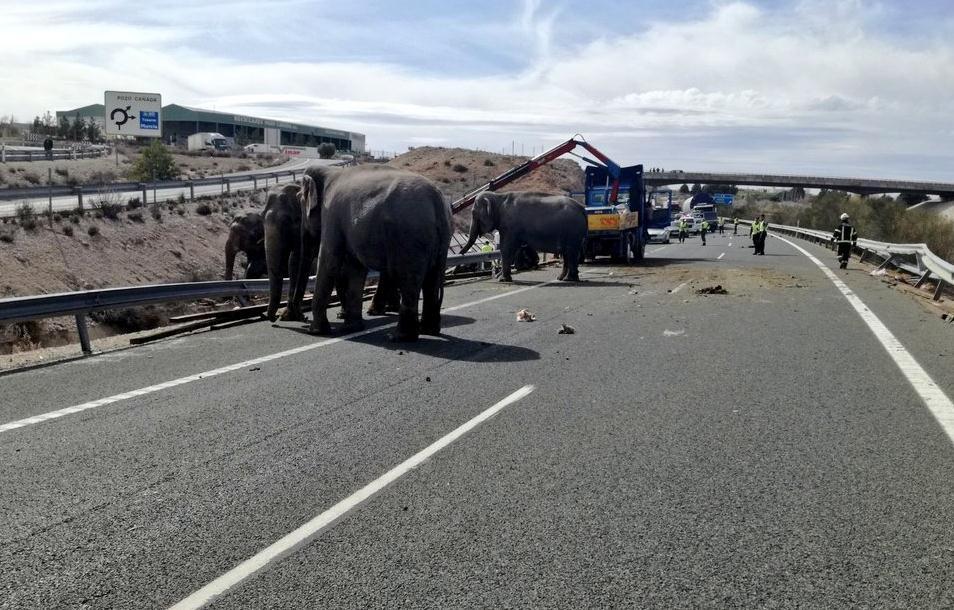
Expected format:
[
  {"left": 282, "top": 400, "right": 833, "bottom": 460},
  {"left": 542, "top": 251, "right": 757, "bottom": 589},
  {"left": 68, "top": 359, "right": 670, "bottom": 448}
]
[{"left": 56, "top": 104, "right": 365, "bottom": 153}]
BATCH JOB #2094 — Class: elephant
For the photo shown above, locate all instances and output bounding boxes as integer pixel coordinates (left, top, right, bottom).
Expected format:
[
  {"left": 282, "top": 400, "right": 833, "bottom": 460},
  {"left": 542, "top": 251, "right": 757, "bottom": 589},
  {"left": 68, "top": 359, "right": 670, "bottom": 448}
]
[
  {"left": 460, "top": 191, "right": 587, "bottom": 282},
  {"left": 224, "top": 212, "right": 265, "bottom": 280},
  {"left": 263, "top": 183, "right": 312, "bottom": 322},
  {"left": 296, "top": 166, "right": 451, "bottom": 341}
]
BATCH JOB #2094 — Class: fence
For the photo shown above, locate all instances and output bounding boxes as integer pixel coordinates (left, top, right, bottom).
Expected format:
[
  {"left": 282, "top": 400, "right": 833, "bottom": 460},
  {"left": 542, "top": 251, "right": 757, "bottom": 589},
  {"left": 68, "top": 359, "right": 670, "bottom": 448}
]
[
  {"left": 0, "top": 146, "right": 110, "bottom": 163},
  {"left": 0, "top": 251, "right": 499, "bottom": 356}
]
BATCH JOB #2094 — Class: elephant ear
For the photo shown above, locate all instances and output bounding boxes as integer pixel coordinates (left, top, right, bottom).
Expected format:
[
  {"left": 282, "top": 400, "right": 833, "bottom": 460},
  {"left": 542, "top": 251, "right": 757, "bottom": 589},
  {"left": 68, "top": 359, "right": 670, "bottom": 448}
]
[{"left": 476, "top": 192, "right": 499, "bottom": 231}]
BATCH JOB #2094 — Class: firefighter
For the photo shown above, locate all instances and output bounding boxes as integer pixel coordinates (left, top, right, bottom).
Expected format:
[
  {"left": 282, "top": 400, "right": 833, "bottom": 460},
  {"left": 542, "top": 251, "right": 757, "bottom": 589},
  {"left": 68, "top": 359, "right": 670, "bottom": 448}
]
[
  {"left": 832, "top": 213, "right": 857, "bottom": 269},
  {"left": 700, "top": 219, "right": 709, "bottom": 246},
  {"left": 678, "top": 217, "right": 688, "bottom": 243}
]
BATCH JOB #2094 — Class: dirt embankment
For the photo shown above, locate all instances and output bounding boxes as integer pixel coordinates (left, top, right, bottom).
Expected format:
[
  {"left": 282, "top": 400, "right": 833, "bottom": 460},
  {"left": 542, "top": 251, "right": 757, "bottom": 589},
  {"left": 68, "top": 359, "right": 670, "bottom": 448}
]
[
  {"left": 0, "top": 192, "right": 260, "bottom": 354},
  {"left": 0, "top": 148, "right": 286, "bottom": 189},
  {"left": 387, "top": 146, "right": 584, "bottom": 201}
]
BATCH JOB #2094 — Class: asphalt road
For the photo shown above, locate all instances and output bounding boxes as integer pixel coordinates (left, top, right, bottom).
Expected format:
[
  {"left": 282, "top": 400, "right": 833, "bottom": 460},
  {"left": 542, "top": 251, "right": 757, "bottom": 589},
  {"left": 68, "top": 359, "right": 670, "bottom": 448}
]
[
  {"left": 2, "top": 230, "right": 953, "bottom": 608},
  {"left": 0, "top": 158, "right": 339, "bottom": 217}
]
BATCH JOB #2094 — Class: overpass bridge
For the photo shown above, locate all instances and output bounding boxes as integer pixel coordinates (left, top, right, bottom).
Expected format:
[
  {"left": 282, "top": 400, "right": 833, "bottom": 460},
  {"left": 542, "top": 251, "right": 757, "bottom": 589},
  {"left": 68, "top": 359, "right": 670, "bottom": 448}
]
[{"left": 645, "top": 170, "right": 954, "bottom": 198}]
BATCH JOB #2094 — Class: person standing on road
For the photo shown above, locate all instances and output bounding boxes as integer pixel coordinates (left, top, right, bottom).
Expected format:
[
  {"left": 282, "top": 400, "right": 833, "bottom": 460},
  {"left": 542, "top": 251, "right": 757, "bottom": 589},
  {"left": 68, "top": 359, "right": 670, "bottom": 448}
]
[
  {"left": 832, "top": 213, "right": 858, "bottom": 269},
  {"left": 700, "top": 219, "right": 709, "bottom": 246},
  {"left": 752, "top": 215, "right": 768, "bottom": 255},
  {"left": 733, "top": 216, "right": 740, "bottom": 235},
  {"left": 678, "top": 217, "right": 688, "bottom": 243},
  {"left": 718, "top": 219, "right": 725, "bottom": 235}
]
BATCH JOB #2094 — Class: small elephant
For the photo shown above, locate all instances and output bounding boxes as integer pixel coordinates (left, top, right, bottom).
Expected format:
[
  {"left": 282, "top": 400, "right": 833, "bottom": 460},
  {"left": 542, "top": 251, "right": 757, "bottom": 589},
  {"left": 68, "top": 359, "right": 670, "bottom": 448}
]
[
  {"left": 460, "top": 191, "right": 587, "bottom": 282},
  {"left": 296, "top": 166, "right": 451, "bottom": 341},
  {"left": 263, "top": 183, "right": 312, "bottom": 322},
  {"left": 224, "top": 212, "right": 265, "bottom": 280}
]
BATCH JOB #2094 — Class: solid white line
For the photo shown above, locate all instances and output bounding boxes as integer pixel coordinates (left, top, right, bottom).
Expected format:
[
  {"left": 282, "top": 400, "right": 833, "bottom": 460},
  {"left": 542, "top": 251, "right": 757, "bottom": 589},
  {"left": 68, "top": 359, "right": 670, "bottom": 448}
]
[
  {"left": 168, "top": 384, "right": 536, "bottom": 610},
  {"left": 0, "top": 280, "right": 559, "bottom": 435},
  {"left": 717, "top": 252, "right": 726, "bottom": 260},
  {"left": 773, "top": 234, "right": 954, "bottom": 445},
  {"left": 671, "top": 282, "right": 688, "bottom": 294}
]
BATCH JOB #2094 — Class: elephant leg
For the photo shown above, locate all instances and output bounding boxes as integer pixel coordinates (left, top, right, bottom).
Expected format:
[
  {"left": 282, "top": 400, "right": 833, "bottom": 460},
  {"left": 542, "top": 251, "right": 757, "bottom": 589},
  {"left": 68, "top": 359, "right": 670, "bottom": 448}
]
[
  {"left": 498, "top": 236, "right": 517, "bottom": 282},
  {"left": 264, "top": 222, "right": 287, "bottom": 322},
  {"left": 367, "top": 272, "right": 395, "bottom": 316},
  {"left": 339, "top": 256, "right": 367, "bottom": 333},
  {"left": 565, "top": 244, "right": 581, "bottom": 282},
  {"left": 391, "top": 273, "right": 423, "bottom": 342},
  {"left": 420, "top": 263, "right": 444, "bottom": 336},
  {"left": 308, "top": 248, "right": 341, "bottom": 335},
  {"left": 280, "top": 239, "right": 305, "bottom": 322},
  {"left": 334, "top": 274, "right": 349, "bottom": 319},
  {"left": 557, "top": 249, "right": 568, "bottom": 281}
]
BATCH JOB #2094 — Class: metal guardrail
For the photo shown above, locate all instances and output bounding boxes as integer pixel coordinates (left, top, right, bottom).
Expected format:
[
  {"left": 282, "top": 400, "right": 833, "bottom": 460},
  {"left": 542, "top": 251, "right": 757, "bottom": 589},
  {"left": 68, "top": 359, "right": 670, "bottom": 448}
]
[
  {"left": 734, "top": 219, "right": 954, "bottom": 299},
  {"left": 0, "top": 146, "right": 110, "bottom": 163},
  {"left": 0, "top": 251, "right": 500, "bottom": 355}
]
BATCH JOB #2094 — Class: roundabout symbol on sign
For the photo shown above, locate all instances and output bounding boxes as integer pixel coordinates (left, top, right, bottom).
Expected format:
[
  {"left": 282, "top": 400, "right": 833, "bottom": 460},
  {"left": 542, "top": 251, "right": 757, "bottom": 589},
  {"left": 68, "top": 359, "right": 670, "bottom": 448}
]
[{"left": 110, "top": 105, "right": 136, "bottom": 130}]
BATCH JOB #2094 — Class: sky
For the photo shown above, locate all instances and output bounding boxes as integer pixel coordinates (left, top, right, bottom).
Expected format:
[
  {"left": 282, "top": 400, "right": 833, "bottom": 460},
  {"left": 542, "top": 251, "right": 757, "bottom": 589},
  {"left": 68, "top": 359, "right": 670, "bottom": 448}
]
[{"left": 3, "top": 0, "right": 954, "bottom": 180}]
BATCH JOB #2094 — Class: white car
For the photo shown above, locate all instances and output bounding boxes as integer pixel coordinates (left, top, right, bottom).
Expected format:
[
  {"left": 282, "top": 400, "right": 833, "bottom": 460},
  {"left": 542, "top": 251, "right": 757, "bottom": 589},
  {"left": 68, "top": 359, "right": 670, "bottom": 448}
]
[{"left": 648, "top": 226, "right": 671, "bottom": 244}]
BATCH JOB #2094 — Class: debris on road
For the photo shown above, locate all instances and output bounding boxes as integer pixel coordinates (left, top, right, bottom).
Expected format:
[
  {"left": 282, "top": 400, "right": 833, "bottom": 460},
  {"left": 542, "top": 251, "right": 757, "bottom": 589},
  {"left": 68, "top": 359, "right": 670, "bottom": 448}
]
[
  {"left": 426, "top": 376, "right": 431, "bottom": 382},
  {"left": 695, "top": 285, "right": 728, "bottom": 295},
  {"left": 516, "top": 309, "right": 536, "bottom": 322},
  {"left": 557, "top": 324, "right": 576, "bottom": 335},
  {"left": 663, "top": 329, "right": 685, "bottom": 337},
  {"left": 249, "top": 367, "right": 260, "bottom": 372},
  {"left": 870, "top": 268, "right": 887, "bottom": 276}
]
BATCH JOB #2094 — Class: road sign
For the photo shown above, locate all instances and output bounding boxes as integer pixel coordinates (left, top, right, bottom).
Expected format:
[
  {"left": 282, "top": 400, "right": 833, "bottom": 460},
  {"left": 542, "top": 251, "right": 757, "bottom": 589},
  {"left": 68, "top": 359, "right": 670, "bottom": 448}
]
[
  {"left": 712, "top": 193, "right": 735, "bottom": 205},
  {"left": 104, "top": 91, "right": 162, "bottom": 137}
]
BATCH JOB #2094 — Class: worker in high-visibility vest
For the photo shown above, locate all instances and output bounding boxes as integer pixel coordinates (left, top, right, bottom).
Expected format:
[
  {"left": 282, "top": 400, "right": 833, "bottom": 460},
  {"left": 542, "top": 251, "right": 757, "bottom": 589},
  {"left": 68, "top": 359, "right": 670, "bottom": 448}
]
[
  {"left": 480, "top": 239, "right": 496, "bottom": 273},
  {"left": 832, "top": 213, "right": 858, "bottom": 269},
  {"left": 733, "top": 216, "right": 740, "bottom": 235},
  {"left": 750, "top": 215, "right": 767, "bottom": 255},
  {"left": 700, "top": 219, "right": 709, "bottom": 246},
  {"left": 678, "top": 218, "right": 688, "bottom": 243}
]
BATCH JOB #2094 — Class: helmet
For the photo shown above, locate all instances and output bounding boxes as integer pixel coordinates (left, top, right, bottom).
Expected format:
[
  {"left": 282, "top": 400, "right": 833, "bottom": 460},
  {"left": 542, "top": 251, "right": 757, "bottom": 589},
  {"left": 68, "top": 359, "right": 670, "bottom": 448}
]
[{"left": 840, "top": 213, "right": 849, "bottom": 220}]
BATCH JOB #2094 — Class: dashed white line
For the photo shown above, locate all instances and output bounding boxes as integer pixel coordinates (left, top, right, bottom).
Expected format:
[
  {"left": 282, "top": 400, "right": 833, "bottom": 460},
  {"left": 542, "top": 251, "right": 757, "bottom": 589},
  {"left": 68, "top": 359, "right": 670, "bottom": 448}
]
[
  {"left": 717, "top": 252, "right": 726, "bottom": 260},
  {"left": 773, "top": 234, "right": 954, "bottom": 445},
  {"left": 168, "top": 384, "right": 536, "bottom": 610},
  {"left": 671, "top": 282, "right": 688, "bottom": 294},
  {"left": 0, "top": 280, "right": 559, "bottom": 435}
]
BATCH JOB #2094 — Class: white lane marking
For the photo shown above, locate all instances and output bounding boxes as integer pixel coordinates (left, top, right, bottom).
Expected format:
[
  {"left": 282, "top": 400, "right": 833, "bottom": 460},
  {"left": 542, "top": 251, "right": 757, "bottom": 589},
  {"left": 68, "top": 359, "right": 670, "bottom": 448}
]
[
  {"left": 649, "top": 246, "right": 668, "bottom": 253},
  {"left": 773, "top": 234, "right": 954, "bottom": 445},
  {"left": 671, "top": 282, "right": 688, "bottom": 294},
  {"left": 728, "top": 242, "right": 733, "bottom": 247},
  {"left": 0, "top": 280, "right": 559, "bottom": 435},
  {"left": 168, "top": 384, "right": 536, "bottom": 610},
  {"left": 717, "top": 252, "right": 726, "bottom": 260}
]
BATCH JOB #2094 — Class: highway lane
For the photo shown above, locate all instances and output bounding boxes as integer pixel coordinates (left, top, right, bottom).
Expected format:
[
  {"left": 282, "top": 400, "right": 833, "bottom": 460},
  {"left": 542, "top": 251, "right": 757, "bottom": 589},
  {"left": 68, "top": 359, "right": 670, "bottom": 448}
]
[
  {"left": 2, "top": 233, "right": 953, "bottom": 608},
  {"left": 0, "top": 158, "right": 337, "bottom": 217}
]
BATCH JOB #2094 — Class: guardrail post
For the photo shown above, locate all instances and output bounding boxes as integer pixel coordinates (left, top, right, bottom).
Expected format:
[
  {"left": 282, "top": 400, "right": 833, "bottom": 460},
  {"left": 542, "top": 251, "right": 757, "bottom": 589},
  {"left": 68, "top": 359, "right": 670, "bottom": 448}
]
[
  {"left": 1, "top": 144, "right": 4, "bottom": 163},
  {"left": 28, "top": 150, "right": 33, "bottom": 162},
  {"left": 914, "top": 270, "right": 931, "bottom": 288},
  {"left": 189, "top": 181, "right": 195, "bottom": 200},
  {"left": 933, "top": 280, "right": 945, "bottom": 301},
  {"left": 75, "top": 314, "right": 92, "bottom": 355},
  {"left": 225, "top": 178, "right": 230, "bottom": 194},
  {"left": 252, "top": 175, "right": 257, "bottom": 190},
  {"left": 75, "top": 186, "right": 83, "bottom": 212},
  {"left": 292, "top": 171, "right": 297, "bottom": 182},
  {"left": 141, "top": 184, "right": 147, "bottom": 206}
]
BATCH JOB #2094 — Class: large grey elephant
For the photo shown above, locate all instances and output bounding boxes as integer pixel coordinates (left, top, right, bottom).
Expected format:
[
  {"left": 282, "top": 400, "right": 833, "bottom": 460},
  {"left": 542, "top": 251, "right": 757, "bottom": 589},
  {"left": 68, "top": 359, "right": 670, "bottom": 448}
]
[
  {"left": 224, "top": 212, "right": 265, "bottom": 280},
  {"left": 296, "top": 166, "right": 451, "bottom": 341},
  {"left": 263, "top": 183, "right": 311, "bottom": 322},
  {"left": 460, "top": 191, "right": 587, "bottom": 282}
]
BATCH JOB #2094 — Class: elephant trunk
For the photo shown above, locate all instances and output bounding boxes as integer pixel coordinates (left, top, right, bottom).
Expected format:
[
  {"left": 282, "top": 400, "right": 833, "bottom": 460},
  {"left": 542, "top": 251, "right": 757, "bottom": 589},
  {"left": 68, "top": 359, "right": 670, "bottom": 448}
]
[{"left": 460, "top": 219, "right": 480, "bottom": 253}]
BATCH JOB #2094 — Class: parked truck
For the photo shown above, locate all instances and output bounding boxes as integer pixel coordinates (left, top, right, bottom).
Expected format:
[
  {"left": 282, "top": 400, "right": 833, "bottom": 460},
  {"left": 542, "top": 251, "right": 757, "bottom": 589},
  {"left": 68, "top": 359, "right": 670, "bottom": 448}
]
[{"left": 187, "top": 132, "right": 229, "bottom": 152}]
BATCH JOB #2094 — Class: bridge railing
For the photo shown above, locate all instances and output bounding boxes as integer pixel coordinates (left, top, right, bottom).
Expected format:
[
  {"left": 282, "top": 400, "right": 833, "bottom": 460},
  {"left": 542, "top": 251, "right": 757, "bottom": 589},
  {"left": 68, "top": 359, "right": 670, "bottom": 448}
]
[
  {"left": 0, "top": 251, "right": 500, "bottom": 356},
  {"left": 735, "top": 219, "right": 954, "bottom": 299}
]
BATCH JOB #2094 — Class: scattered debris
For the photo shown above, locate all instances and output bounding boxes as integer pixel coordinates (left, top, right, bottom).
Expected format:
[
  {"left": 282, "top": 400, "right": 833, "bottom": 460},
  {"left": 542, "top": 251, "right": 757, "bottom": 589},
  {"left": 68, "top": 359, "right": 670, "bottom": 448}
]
[
  {"left": 425, "top": 376, "right": 431, "bottom": 382},
  {"left": 695, "top": 285, "right": 728, "bottom": 295},
  {"left": 557, "top": 324, "right": 576, "bottom": 335},
  {"left": 398, "top": 350, "right": 405, "bottom": 355},
  {"left": 628, "top": 289, "right": 638, "bottom": 295},
  {"left": 249, "top": 367, "right": 260, "bottom": 372},
  {"left": 663, "top": 329, "right": 685, "bottom": 337},
  {"left": 516, "top": 309, "right": 536, "bottom": 322},
  {"left": 870, "top": 268, "right": 887, "bottom": 277}
]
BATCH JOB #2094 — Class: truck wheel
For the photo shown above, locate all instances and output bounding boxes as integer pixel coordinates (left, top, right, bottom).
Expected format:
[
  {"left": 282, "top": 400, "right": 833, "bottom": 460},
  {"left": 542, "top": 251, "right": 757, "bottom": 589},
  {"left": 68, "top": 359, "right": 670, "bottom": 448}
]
[{"left": 632, "top": 235, "right": 645, "bottom": 261}]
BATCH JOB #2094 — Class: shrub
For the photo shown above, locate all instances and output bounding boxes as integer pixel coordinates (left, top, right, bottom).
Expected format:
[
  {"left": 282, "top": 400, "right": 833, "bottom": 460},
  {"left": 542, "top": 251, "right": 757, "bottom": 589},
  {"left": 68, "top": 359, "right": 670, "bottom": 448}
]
[
  {"left": 87, "top": 225, "right": 100, "bottom": 236},
  {"left": 452, "top": 164, "right": 468, "bottom": 173},
  {"left": 236, "top": 164, "right": 252, "bottom": 172},
  {"left": 62, "top": 225, "right": 74, "bottom": 237},
  {"left": 128, "top": 211, "right": 144, "bottom": 223},
  {"left": 90, "top": 306, "right": 164, "bottom": 333},
  {"left": 54, "top": 167, "right": 69, "bottom": 177},
  {"left": 52, "top": 213, "right": 62, "bottom": 223},
  {"left": 195, "top": 203, "right": 212, "bottom": 216},
  {"left": 22, "top": 172, "right": 41, "bottom": 185},
  {"left": 89, "top": 170, "right": 116, "bottom": 184},
  {"left": 15, "top": 203, "right": 37, "bottom": 230},
  {"left": 69, "top": 214, "right": 80, "bottom": 224},
  {"left": 444, "top": 160, "right": 451, "bottom": 166},
  {"left": 127, "top": 197, "right": 142, "bottom": 210},
  {"left": 128, "top": 140, "right": 179, "bottom": 182},
  {"left": 318, "top": 143, "right": 336, "bottom": 159},
  {"left": 151, "top": 208, "right": 162, "bottom": 221},
  {"left": 177, "top": 207, "right": 185, "bottom": 215},
  {"left": 0, "top": 231, "right": 14, "bottom": 243},
  {"left": 483, "top": 159, "right": 495, "bottom": 167},
  {"left": 94, "top": 200, "right": 123, "bottom": 220},
  {"left": 177, "top": 193, "right": 186, "bottom": 204}
]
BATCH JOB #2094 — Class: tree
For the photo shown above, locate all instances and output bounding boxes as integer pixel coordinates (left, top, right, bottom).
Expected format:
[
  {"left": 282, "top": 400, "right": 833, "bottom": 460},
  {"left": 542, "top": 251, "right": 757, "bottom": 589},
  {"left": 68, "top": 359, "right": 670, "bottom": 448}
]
[
  {"left": 690, "top": 183, "right": 702, "bottom": 194},
  {"left": 128, "top": 140, "right": 179, "bottom": 181},
  {"left": 57, "top": 115, "right": 70, "bottom": 138},
  {"left": 32, "top": 116, "right": 43, "bottom": 134},
  {"left": 85, "top": 118, "right": 102, "bottom": 143},
  {"left": 67, "top": 116, "right": 85, "bottom": 141},
  {"left": 318, "top": 142, "right": 336, "bottom": 158},
  {"left": 679, "top": 184, "right": 690, "bottom": 194},
  {"left": 897, "top": 191, "right": 929, "bottom": 206}
]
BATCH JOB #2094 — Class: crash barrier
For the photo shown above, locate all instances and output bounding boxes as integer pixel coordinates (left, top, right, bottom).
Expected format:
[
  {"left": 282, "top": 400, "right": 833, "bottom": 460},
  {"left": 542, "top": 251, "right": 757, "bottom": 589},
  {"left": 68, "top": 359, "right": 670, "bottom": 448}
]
[
  {"left": 0, "top": 168, "right": 316, "bottom": 213},
  {"left": 0, "top": 146, "right": 110, "bottom": 163},
  {"left": 0, "top": 251, "right": 500, "bottom": 356},
  {"left": 733, "top": 218, "right": 954, "bottom": 301}
]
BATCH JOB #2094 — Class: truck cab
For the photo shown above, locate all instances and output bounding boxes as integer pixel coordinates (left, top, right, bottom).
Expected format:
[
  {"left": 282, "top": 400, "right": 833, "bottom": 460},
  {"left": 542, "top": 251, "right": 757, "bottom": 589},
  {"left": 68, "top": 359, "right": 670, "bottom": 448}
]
[{"left": 582, "top": 164, "right": 648, "bottom": 262}]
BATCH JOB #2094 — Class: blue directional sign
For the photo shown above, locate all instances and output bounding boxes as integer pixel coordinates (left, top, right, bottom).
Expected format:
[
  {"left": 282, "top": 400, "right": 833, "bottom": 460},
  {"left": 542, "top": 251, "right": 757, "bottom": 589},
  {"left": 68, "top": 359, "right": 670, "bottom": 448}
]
[
  {"left": 139, "top": 111, "right": 159, "bottom": 130},
  {"left": 712, "top": 193, "right": 735, "bottom": 205}
]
